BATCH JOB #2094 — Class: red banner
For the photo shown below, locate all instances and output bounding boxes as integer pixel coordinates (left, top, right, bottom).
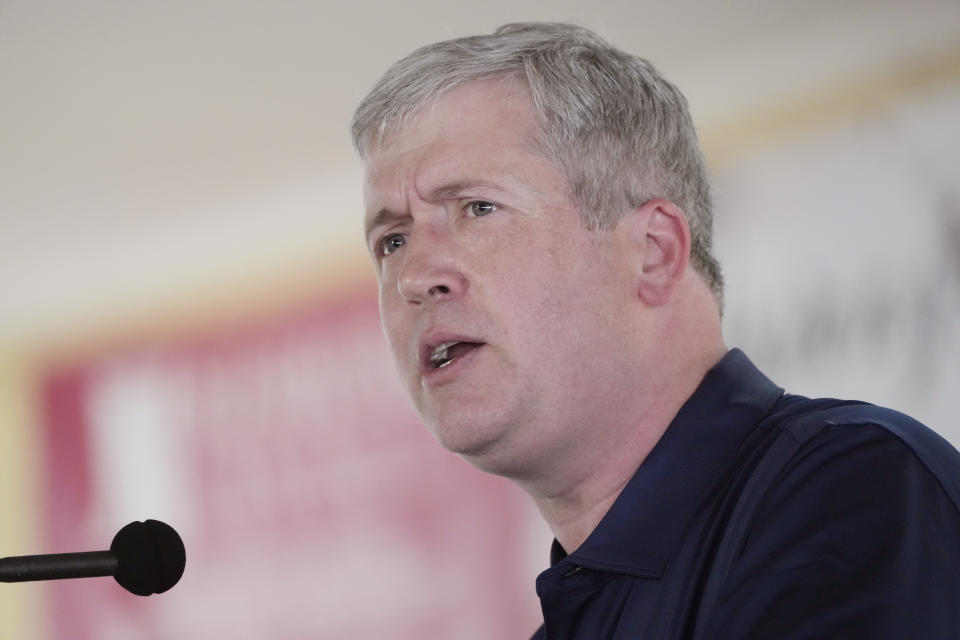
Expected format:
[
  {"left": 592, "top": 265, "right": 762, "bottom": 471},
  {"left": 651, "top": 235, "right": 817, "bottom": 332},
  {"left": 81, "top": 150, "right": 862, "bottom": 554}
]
[{"left": 40, "top": 292, "right": 540, "bottom": 638}]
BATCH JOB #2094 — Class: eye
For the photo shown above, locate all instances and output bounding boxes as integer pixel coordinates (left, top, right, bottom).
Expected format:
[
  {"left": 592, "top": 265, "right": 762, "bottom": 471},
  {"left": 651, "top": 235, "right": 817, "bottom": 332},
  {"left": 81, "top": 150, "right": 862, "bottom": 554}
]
[
  {"left": 378, "top": 233, "right": 406, "bottom": 257},
  {"left": 468, "top": 200, "right": 498, "bottom": 217}
]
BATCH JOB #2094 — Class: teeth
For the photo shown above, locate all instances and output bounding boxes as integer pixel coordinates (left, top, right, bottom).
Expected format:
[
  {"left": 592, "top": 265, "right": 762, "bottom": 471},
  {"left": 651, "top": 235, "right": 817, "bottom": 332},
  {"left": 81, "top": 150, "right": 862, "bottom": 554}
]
[{"left": 429, "top": 341, "right": 460, "bottom": 368}]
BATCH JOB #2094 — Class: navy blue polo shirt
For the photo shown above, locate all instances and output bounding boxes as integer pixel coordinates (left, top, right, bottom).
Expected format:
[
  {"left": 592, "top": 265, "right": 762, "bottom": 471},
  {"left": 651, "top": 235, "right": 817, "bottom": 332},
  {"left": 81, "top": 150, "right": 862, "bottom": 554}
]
[{"left": 531, "top": 349, "right": 960, "bottom": 639}]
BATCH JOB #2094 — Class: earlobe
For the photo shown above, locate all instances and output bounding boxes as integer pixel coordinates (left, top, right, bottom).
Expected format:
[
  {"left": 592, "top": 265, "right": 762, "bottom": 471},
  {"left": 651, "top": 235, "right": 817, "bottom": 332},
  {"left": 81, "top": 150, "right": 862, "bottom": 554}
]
[{"left": 623, "top": 198, "right": 691, "bottom": 306}]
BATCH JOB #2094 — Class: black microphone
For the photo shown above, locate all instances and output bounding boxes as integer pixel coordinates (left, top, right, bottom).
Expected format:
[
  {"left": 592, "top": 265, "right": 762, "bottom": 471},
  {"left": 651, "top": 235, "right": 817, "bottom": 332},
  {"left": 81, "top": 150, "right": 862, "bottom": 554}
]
[{"left": 0, "top": 519, "right": 186, "bottom": 596}]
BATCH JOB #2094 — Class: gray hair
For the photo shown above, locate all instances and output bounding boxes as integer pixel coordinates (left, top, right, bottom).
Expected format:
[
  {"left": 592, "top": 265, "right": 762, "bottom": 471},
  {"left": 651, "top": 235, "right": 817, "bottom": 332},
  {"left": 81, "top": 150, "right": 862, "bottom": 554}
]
[{"left": 352, "top": 22, "right": 723, "bottom": 303}]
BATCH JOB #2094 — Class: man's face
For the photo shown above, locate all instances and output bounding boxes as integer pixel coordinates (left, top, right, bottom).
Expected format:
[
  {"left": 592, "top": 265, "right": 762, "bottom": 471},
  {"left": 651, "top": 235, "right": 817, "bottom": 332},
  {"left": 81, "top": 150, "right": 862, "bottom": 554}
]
[{"left": 363, "top": 77, "right": 641, "bottom": 478}]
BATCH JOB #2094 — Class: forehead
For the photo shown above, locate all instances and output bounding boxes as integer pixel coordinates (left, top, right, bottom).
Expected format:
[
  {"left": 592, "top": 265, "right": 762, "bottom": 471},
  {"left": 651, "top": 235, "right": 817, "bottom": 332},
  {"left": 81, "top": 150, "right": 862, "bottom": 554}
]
[
  {"left": 362, "top": 77, "right": 546, "bottom": 196},
  {"left": 376, "top": 75, "right": 538, "bottom": 154}
]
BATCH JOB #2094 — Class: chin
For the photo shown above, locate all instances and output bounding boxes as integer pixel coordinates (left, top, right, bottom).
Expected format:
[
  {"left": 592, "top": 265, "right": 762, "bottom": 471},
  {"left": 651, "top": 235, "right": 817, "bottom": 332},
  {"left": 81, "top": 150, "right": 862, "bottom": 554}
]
[
  {"left": 432, "top": 424, "right": 499, "bottom": 457},
  {"left": 427, "top": 413, "right": 509, "bottom": 461},
  {"left": 433, "top": 424, "right": 532, "bottom": 479},
  {"left": 459, "top": 449, "right": 527, "bottom": 478},
  {"left": 417, "top": 396, "right": 531, "bottom": 468}
]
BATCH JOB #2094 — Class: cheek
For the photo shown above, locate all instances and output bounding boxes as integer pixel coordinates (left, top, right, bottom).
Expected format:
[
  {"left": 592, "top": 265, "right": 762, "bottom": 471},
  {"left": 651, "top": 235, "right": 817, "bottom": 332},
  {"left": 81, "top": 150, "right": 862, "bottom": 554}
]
[
  {"left": 378, "top": 286, "right": 408, "bottom": 363},
  {"left": 518, "top": 245, "right": 623, "bottom": 350},
  {"left": 491, "top": 257, "right": 591, "bottom": 357}
]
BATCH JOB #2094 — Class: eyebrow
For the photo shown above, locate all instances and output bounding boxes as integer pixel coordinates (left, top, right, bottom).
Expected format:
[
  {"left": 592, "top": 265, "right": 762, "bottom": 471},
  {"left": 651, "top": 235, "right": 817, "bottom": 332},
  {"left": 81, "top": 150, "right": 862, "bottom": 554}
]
[
  {"left": 363, "top": 178, "right": 513, "bottom": 240},
  {"left": 427, "top": 180, "right": 498, "bottom": 200},
  {"left": 364, "top": 208, "right": 410, "bottom": 241}
]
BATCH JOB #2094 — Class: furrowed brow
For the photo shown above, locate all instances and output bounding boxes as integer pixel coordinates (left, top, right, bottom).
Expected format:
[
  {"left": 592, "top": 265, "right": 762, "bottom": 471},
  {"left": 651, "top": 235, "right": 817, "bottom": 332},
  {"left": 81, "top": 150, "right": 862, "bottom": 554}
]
[
  {"left": 427, "top": 180, "right": 500, "bottom": 201},
  {"left": 364, "top": 179, "right": 511, "bottom": 241},
  {"left": 365, "top": 208, "right": 410, "bottom": 240}
]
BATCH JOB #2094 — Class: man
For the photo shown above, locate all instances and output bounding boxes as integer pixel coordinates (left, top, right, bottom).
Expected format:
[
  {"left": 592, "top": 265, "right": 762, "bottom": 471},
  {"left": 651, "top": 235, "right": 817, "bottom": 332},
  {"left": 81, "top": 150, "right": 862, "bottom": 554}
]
[{"left": 353, "top": 23, "right": 960, "bottom": 639}]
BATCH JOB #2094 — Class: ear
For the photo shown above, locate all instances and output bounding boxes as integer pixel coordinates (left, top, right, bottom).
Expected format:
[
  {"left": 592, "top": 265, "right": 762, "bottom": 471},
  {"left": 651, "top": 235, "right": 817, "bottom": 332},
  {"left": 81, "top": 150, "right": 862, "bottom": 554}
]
[{"left": 619, "top": 198, "right": 691, "bottom": 306}]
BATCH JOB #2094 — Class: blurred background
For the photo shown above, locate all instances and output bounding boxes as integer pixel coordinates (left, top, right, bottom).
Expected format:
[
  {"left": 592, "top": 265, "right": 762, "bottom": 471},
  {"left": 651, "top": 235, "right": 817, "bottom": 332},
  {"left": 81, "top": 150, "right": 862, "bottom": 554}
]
[{"left": 1, "top": 1, "right": 958, "bottom": 637}]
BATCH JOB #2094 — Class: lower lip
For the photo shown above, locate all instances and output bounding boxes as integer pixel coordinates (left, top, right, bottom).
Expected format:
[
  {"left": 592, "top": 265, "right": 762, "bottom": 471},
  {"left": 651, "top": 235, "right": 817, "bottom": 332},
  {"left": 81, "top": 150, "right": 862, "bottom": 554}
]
[{"left": 421, "top": 344, "right": 485, "bottom": 387}]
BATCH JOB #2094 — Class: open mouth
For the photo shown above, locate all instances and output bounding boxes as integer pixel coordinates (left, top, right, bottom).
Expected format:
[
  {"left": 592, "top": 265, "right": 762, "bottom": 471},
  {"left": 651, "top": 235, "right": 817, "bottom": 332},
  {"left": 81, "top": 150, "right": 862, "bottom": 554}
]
[{"left": 428, "top": 341, "right": 484, "bottom": 370}]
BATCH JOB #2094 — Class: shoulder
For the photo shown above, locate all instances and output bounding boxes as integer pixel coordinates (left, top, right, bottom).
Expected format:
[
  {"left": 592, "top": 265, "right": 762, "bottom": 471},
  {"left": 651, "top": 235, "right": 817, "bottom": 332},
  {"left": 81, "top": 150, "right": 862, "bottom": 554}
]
[
  {"left": 763, "top": 398, "right": 960, "bottom": 511},
  {"left": 697, "top": 398, "right": 960, "bottom": 638},
  {"left": 748, "top": 397, "right": 960, "bottom": 555}
]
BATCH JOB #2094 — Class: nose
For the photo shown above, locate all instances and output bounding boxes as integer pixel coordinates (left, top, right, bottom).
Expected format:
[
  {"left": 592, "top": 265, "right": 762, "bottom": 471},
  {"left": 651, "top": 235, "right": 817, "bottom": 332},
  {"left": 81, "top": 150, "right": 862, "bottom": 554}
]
[{"left": 396, "top": 224, "right": 467, "bottom": 304}]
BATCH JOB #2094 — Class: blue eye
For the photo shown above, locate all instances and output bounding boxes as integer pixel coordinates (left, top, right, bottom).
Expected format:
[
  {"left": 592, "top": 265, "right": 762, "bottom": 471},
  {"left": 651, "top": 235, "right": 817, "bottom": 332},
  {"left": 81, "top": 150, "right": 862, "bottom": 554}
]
[
  {"left": 380, "top": 233, "right": 406, "bottom": 256},
  {"left": 469, "top": 201, "right": 497, "bottom": 216}
]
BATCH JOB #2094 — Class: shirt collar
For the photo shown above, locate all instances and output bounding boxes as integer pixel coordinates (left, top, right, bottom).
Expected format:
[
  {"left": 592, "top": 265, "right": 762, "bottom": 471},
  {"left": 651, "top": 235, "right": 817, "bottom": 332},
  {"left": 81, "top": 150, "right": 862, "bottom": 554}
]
[{"left": 553, "top": 348, "right": 783, "bottom": 577}]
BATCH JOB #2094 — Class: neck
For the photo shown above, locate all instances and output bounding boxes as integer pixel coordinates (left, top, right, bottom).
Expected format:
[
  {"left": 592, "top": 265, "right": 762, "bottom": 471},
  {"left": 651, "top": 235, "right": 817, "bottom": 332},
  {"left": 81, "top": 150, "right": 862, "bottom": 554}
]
[{"left": 525, "top": 281, "right": 726, "bottom": 554}]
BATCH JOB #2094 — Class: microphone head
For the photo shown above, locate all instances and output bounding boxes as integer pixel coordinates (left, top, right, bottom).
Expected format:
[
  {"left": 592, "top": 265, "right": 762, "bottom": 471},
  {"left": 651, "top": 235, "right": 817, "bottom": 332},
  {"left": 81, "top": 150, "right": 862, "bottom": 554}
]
[{"left": 110, "top": 519, "right": 186, "bottom": 596}]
